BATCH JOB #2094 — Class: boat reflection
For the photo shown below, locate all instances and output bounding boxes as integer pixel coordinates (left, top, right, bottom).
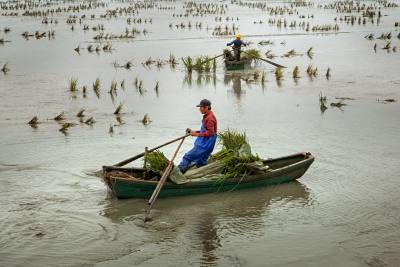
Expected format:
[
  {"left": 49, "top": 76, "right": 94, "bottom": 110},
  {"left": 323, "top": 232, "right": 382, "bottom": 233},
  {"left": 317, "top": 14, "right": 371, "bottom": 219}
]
[{"left": 101, "top": 181, "right": 311, "bottom": 266}]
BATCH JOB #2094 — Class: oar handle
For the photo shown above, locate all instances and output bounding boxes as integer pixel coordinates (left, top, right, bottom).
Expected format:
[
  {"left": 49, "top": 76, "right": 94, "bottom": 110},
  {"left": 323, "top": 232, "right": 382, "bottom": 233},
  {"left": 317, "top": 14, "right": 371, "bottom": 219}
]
[
  {"left": 113, "top": 134, "right": 189, "bottom": 167},
  {"left": 242, "top": 51, "right": 286, "bottom": 68},
  {"left": 144, "top": 135, "right": 188, "bottom": 221},
  {"left": 148, "top": 135, "right": 187, "bottom": 205}
]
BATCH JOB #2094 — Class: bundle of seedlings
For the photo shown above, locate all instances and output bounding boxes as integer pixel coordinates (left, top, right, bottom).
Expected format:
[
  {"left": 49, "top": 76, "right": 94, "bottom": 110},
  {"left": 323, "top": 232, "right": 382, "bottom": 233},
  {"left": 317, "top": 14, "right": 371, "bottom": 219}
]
[
  {"left": 144, "top": 150, "right": 169, "bottom": 176},
  {"left": 242, "top": 48, "right": 260, "bottom": 60},
  {"left": 208, "top": 129, "right": 268, "bottom": 180},
  {"left": 223, "top": 49, "right": 234, "bottom": 61}
]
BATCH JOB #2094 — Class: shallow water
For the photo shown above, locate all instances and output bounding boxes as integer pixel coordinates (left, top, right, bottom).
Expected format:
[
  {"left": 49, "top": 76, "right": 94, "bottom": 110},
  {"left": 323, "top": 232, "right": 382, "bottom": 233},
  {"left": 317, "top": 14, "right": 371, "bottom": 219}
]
[{"left": 1, "top": 0, "right": 400, "bottom": 266}]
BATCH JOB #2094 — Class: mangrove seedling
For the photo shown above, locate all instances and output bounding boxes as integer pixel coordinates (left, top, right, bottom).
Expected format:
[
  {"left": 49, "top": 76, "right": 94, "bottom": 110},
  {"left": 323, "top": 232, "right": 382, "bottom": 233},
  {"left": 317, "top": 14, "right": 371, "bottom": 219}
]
[
  {"left": 326, "top": 68, "right": 331, "bottom": 79},
  {"left": 293, "top": 66, "right": 300, "bottom": 79},
  {"left": 1, "top": 63, "right": 10, "bottom": 74},
  {"left": 244, "top": 48, "right": 261, "bottom": 60},
  {"left": 124, "top": 61, "right": 133, "bottom": 70},
  {"left": 76, "top": 108, "right": 85, "bottom": 117},
  {"left": 28, "top": 116, "right": 38, "bottom": 126},
  {"left": 330, "top": 100, "right": 346, "bottom": 108},
  {"left": 142, "top": 114, "right": 151, "bottom": 125},
  {"left": 319, "top": 93, "right": 328, "bottom": 113},
  {"left": 54, "top": 111, "right": 65, "bottom": 121},
  {"left": 59, "top": 122, "right": 74, "bottom": 133},
  {"left": 121, "top": 80, "right": 125, "bottom": 90},
  {"left": 68, "top": 78, "right": 78, "bottom": 91},
  {"left": 283, "top": 49, "right": 301, "bottom": 58},
  {"left": 383, "top": 42, "right": 391, "bottom": 50},
  {"left": 85, "top": 117, "right": 95, "bottom": 125},
  {"left": 182, "top": 56, "right": 193, "bottom": 72},
  {"left": 109, "top": 80, "right": 117, "bottom": 94},
  {"left": 275, "top": 67, "right": 283, "bottom": 80},
  {"left": 154, "top": 81, "right": 159, "bottom": 96},
  {"left": 307, "top": 47, "right": 314, "bottom": 59},
  {"left": 114, "top": 103, "right": 123, "bottom": 115},
  {"left": 169, "top": 53, "right": 177, "bottom": 67},
  {"left": 93, "top": 78, "right": 100, "bottom": 97}
]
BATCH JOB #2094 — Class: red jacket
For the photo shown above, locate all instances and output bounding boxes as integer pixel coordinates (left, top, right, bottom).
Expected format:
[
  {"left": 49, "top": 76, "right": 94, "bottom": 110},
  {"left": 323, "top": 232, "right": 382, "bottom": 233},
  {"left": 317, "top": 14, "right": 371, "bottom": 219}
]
[{"left": 197, "top": 111, "right": 217, "bottom": 137}]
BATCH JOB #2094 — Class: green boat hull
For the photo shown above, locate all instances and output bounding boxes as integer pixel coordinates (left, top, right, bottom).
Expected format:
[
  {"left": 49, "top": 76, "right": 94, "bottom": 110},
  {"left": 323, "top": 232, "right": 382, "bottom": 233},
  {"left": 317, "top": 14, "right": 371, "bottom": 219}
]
[
  {"left": 103, "top": 152, "right": 314, "bottom": 199},
  {"left": 225, "top": 59, "right": 252, "bottom": 70}
]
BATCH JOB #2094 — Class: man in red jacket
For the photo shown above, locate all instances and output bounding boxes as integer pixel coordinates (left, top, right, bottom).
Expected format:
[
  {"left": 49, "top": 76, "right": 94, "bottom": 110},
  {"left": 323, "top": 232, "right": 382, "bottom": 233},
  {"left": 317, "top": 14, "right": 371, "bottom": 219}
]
[{"left": 178, "top": 99, "right": 218, "bottom": 173}]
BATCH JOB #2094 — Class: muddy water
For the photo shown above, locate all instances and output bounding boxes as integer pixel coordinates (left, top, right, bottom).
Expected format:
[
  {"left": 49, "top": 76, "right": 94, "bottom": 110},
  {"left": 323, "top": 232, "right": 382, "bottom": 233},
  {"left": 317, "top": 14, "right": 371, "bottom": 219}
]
[{"left": 1, "top": 0, "right": 400, "bottom": 266}]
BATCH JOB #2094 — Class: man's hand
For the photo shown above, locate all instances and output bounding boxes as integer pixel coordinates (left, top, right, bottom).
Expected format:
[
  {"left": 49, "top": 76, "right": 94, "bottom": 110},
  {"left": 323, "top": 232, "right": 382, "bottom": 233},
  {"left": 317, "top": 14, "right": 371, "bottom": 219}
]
[
  {"left": 190, "top": 131, "right": 199, "bottom": 137},
  {"left": 186, "top": 128, "right": 191, "bottom": 134}
]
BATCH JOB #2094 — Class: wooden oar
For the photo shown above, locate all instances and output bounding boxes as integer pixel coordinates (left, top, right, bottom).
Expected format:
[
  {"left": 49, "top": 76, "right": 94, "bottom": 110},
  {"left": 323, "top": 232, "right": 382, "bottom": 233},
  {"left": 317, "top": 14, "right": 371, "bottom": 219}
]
[
  {"left": 100, "top": 134, "right": 189, "bottom": 175},
  {"left": 242, "top": 51, "right": 286, "bottom": 68},
  {"left": 198, "top": 53, "right": 224, "bottom": 66},
  {"left": 144, "top": 135, "right": 187, "bottom": 222}
]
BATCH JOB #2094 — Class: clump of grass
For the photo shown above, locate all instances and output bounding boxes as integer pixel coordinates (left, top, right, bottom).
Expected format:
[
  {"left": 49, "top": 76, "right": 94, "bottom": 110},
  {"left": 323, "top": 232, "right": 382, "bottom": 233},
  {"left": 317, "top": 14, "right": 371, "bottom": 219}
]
[
  {"left": 326, "top": 68, "right": 331, "bottom": 79},
  {"left": 283, "top": 49, "right": 300, "bottom": 58},
  {"left": 28, "top": 116, "right": 38, "bottom": 126},
  {"left": 93, "top": 78, "right": 100, "bottom": 97},
  {"left": 243, "top": 48, "right": 260, "bottom": 60},
  {"left": 68, "top": 78, "right": 78, "bottom": 92},
  {"left": 169, "top": 53, "right": 177, "bottom": 67},
  {"left": 59, "top": 122, "right": 74, "bottom": 133},
  {"left": 307, "top": 47, "right": 314, "bottom": 59},
  {"left": 293, "top": 66, "right": 300, "bottom": 79},
  {"left": 307, "top": 65, "right": 318, "bottom": 77},
  {"left": 142, "top": 114, "right": 151, "bottom": 125},
  {"left": 114, "top": 103, "right": 123, "bottom": 114},
  {"left": 76, "top": 108, "right": 85, "bottom": 117},
  {"left": 319, "top": 93, "right": 328, "bottom": 113},
  {"left": 54, "top": 111, "right": 65, "bottom": 121},
  {"left": 109, "top": 80, "right": 117, "bottom": 94},
  {"left": 85, "top": 117, "right": 95, "bottom": 125},
  {"left": 182, "top": 56, "right": 193, "bottom": 72},
  {"left": 144, "top": 150, "right": 168, "bottom": 175},
  {"left": 218, "top": 129, "right": 248, "bottom": 151},
  {"left": 1, "top": 63, "right": 10, "bottom": 74},
  {"left": 275, "top": 67, "right": 283, "bottom": 80},
  {"left": 123, "top": 61, "right": 133, "bottom": 70},
  {"left": 330, "top": 100, "right": 346, "bottom": 108}
]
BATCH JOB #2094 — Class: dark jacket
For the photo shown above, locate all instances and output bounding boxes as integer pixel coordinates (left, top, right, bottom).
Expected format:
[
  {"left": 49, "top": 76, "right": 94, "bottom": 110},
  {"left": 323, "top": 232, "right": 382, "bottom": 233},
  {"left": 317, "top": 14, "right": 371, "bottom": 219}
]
[{"left": 227, "top": 39, "right": 246, "bottom": 48}]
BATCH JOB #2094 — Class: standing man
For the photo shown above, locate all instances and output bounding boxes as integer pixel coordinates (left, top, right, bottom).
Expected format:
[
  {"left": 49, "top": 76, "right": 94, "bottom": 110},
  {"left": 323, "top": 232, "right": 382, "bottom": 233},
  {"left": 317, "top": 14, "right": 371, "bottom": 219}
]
[
  {"left": 227, "top": 33, "right": 247, "bottom": 61},
  {"left": 178, "top": 99, "right": 218, "bottom": 173}
]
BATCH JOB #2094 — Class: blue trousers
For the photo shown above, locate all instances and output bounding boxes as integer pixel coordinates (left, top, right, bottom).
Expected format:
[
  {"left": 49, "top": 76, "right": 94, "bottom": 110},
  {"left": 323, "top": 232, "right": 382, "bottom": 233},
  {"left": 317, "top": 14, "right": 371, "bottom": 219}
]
[{"left": 178, "top": 145, "right": 213, "bottom": 173}]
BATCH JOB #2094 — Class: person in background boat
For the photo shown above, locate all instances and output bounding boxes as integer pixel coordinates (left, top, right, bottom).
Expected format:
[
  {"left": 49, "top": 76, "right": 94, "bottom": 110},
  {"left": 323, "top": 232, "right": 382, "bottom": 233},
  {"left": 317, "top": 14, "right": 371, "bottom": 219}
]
[
  {"left": 178, "top": 99, "right": 218, "bottom": 173},
  {"left": 227, "top": 33, "right": 247, "bottom": 61}
]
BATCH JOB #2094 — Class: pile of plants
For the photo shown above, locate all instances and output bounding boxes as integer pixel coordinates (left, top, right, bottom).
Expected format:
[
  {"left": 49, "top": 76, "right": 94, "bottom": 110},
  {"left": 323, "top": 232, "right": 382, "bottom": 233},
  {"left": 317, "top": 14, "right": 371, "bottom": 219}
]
[
  {"left": 223, "top": 48, "right": 261, "bottom": 61},
  {"left": 143, "top": 129, "right": 268, "bottom": 182},
  {"left": 144, "top": 150, "right": 168, "bottom": 175},
  {"left": 210, "top": 129, "right": 263, "bottom": 179}
]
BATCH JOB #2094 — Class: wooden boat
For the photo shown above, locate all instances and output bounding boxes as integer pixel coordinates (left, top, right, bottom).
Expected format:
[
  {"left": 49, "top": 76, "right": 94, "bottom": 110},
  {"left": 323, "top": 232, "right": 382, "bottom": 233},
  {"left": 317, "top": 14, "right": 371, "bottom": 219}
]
[
  {"left": 225, "top": 58, "right": 252, "bottom": 70},
  {"left": 102, "top": 152, "right": 314, "bottom": 199}
]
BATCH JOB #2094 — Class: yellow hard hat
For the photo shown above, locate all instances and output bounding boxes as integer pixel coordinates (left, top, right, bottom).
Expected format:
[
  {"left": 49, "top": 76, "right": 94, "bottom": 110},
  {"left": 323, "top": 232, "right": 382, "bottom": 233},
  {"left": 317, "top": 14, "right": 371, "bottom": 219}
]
[{"left": 235, "top": 33, "right": 241, "bottom": 39}]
